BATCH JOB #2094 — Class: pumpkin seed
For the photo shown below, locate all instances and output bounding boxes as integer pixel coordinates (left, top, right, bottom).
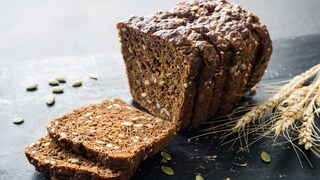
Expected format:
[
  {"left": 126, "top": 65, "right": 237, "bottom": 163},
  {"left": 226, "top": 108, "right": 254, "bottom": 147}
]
[
  {"left": 13, "top": 117, "right": 24, "bottom": 124},
  {"left": 196, "top": 174, "right": 204, "bottom": 180},
  {"left": 161, "top": 158, "right": 168, "bottom": 163},
  {"left": 261, "top": 151, "right": 271, "bottom": 163},
  {"left": 72, "top": 81, "right": 82, "bottom": 87},
  {"left": 161, "top": 151, "right": 171, "bottom": 161},
  {"left": 46, "top": 95, "right": 55, "bottom": 106},
  {"left": 26, "top": 83, "right": 38, "bottom": 91},
  {"left": 48, "top": 79, "right": 59, "bottom": 86},
  {"left": 55, "top": 76, "right": 66, "bottom": 83},
  {"left": 52, "top": 86, "right": 64, "bottom": 93},
  {"left": 161, "top": 166, "right": 174, "bottom": 176},
  {"left": 89, "top": 73, "right": 98, "bottom": 80}
]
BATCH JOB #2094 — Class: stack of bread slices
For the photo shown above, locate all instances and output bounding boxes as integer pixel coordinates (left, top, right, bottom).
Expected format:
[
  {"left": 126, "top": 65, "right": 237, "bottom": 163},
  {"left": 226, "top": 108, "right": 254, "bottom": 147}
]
[{"left": 25, "top": 98, "right": 175, "bottom": 179}]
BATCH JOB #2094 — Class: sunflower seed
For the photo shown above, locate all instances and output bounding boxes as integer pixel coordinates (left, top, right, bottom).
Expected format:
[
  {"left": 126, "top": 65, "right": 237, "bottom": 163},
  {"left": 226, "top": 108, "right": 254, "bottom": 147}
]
[
  {"left": 161, "top": 166, "right": 174, "bottom": 176},
  {"left": 13, "top": 117, "right": 24, "bottom": 125},
  {"left": 196, "top": 174, "right": 204, "bottom": 180},
  {"left": 26, "top": 83, "right": 38, "bottom": 91},
  {"left": 72, "top": 81, "right": 82, "bottom": 87},
  {"left": 161, "top": 151, "right": 171, "bottom": 161},
  {"left": 48, "top": 79, "right": 59, "bottom": 86},
  {"left": 46, "top": 95, "right": 55, "bottom": 106},
  {"left": 54, "top": 76, "right": 66, "bottom": 83},
  {"left": 89, "top": 73, "right": 98, "bottom": 80},
  {"left": 52, "top": 86, "right": 64, "bottom": 93},
  {"left": 261, "top": 151, "right": 271, "bottom": 163}
]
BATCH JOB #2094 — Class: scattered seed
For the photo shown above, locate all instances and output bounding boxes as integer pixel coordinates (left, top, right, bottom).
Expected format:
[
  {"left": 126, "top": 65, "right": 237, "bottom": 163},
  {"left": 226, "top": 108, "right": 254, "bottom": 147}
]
[
  {"left": 72, "top": 81, "right": 82, "bottom": 87},
  {"left": 161, "top": 158, "right": 168, "bottom": 163},
  {"left": 46, "top": 95, "right": 55, "bottom": 106},
  {"left": 26, "top": 83, "right": 38, "bottom": 91},
  {"left": 196, "top": 174, "right": 204, "bottom": 180},
  {"left": 261, "top": 151, "right": 271, "bottom": 163},
  {"left": 48, "top": 79, "right": 59, "bottom": 86},
  {"left": 161, "top": 151, "right": 171, "bottom": 161},
  {"left": 161, "top": 166, "right": 174, "bottom": 176},
  {"left": 89, "top": 74, "right": 98, "bottom": 80},
  {"left": 54, "top": 76, "right": 66, "bottom": 83},
  {"left": 52, "top": 86, "right": 64, "bottom": 93},
  {"left": 13, "top": 117, "right": 24, "bottom": 125}
]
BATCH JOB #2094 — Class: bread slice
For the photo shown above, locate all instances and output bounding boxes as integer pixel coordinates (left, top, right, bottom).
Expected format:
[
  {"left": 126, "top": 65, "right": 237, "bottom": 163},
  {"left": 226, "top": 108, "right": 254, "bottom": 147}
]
[
  {"left": 25, "top": 135, "right": 135, "bottom": 180},
  {"left": 47, "top": 98, "right": 175, "bottom": 170},
  {"left": 117, "top": 18, "right": 202, "bottom": 130}
]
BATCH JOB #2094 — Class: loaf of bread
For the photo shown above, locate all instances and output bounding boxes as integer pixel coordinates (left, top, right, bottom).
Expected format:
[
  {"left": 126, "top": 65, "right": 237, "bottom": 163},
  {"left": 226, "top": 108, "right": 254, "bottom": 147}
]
[
  {"left": 117, "top": 0, "right": 272, "bottom": 129},
  {"left": 47, "top": 98, "right": 175, "bottom": 171},
  {"left": 25, "top": 136, "right": 135, "bottom": 180}
]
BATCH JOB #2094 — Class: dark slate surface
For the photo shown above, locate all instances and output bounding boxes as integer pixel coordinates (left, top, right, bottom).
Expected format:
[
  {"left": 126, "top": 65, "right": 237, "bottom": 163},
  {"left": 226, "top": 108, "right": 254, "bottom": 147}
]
[{"left": 1, "top": 34, "right": 320, "bottom": 180}]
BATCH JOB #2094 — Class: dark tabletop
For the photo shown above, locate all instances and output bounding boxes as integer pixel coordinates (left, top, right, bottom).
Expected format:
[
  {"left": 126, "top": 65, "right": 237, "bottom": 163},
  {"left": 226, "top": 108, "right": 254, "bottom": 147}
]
[{"left": 1, "top": 1, "right": 320, "bottom": 180}]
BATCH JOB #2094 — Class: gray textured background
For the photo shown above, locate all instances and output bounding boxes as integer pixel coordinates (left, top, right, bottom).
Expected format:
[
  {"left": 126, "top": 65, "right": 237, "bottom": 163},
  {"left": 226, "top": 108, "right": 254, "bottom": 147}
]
[
  {"left": 0, "top": 0, "right": 320, "bottom": 62},
  {"left": 1, "top": 1, "right": 320, "bottom": 179}
]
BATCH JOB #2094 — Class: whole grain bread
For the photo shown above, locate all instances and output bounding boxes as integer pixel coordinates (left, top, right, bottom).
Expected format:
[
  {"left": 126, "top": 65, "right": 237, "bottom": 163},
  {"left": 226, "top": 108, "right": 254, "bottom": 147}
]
[
  {"left": 25, "top": 135, "right": 135, "bottom": 180},
  {"left": 47, "top": 98, "right": 175, "bottom": 170},
  {"left": 117, "top": 0, "right": 272, "bottom": 128}
]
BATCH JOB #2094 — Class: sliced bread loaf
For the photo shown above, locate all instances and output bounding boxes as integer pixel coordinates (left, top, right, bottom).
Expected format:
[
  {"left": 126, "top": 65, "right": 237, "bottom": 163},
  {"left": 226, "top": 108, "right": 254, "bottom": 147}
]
[
  {"left": 118, "top": 0, "right": 272, "bottom": 128},
  {"left": 25, "top": 135, "right": 135, "bottom": 180},
  {"left": 47, "top": 98, "right": 175, "bottom": 170}
]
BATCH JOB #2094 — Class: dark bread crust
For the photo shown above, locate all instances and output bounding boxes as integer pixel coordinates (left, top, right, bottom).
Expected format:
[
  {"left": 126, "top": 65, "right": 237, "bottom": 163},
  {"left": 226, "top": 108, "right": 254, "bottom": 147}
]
[
  {"left": 47, "top": 98, "right": 175, "bottom": 170},
  {"left": 218, "top": 30, "right": 259, "bottom": 115},
  {"left": 246, "top": 24, "right": 273, "bottom": 89},
  {"left": 25, "top": 136, "right": 134, "bottom": 180}
]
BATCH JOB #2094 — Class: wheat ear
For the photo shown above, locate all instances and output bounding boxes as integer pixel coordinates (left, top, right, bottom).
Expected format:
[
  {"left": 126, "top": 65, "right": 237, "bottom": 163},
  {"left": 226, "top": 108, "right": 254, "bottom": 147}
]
[
  {"left": 316, "top": 91, "right": 320, "bottom": 108},
  {"left": 298, "top": 104, "right": 315, "bottom": 150},
  {"left": 273, "top": 75, "right": 320, "bottom": 136},
  {"left": 273, "top": 103, "right": 304, "bottom": 136},
  {"left": 231, "top": 64, "right": 320, "bottom": 132}
]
